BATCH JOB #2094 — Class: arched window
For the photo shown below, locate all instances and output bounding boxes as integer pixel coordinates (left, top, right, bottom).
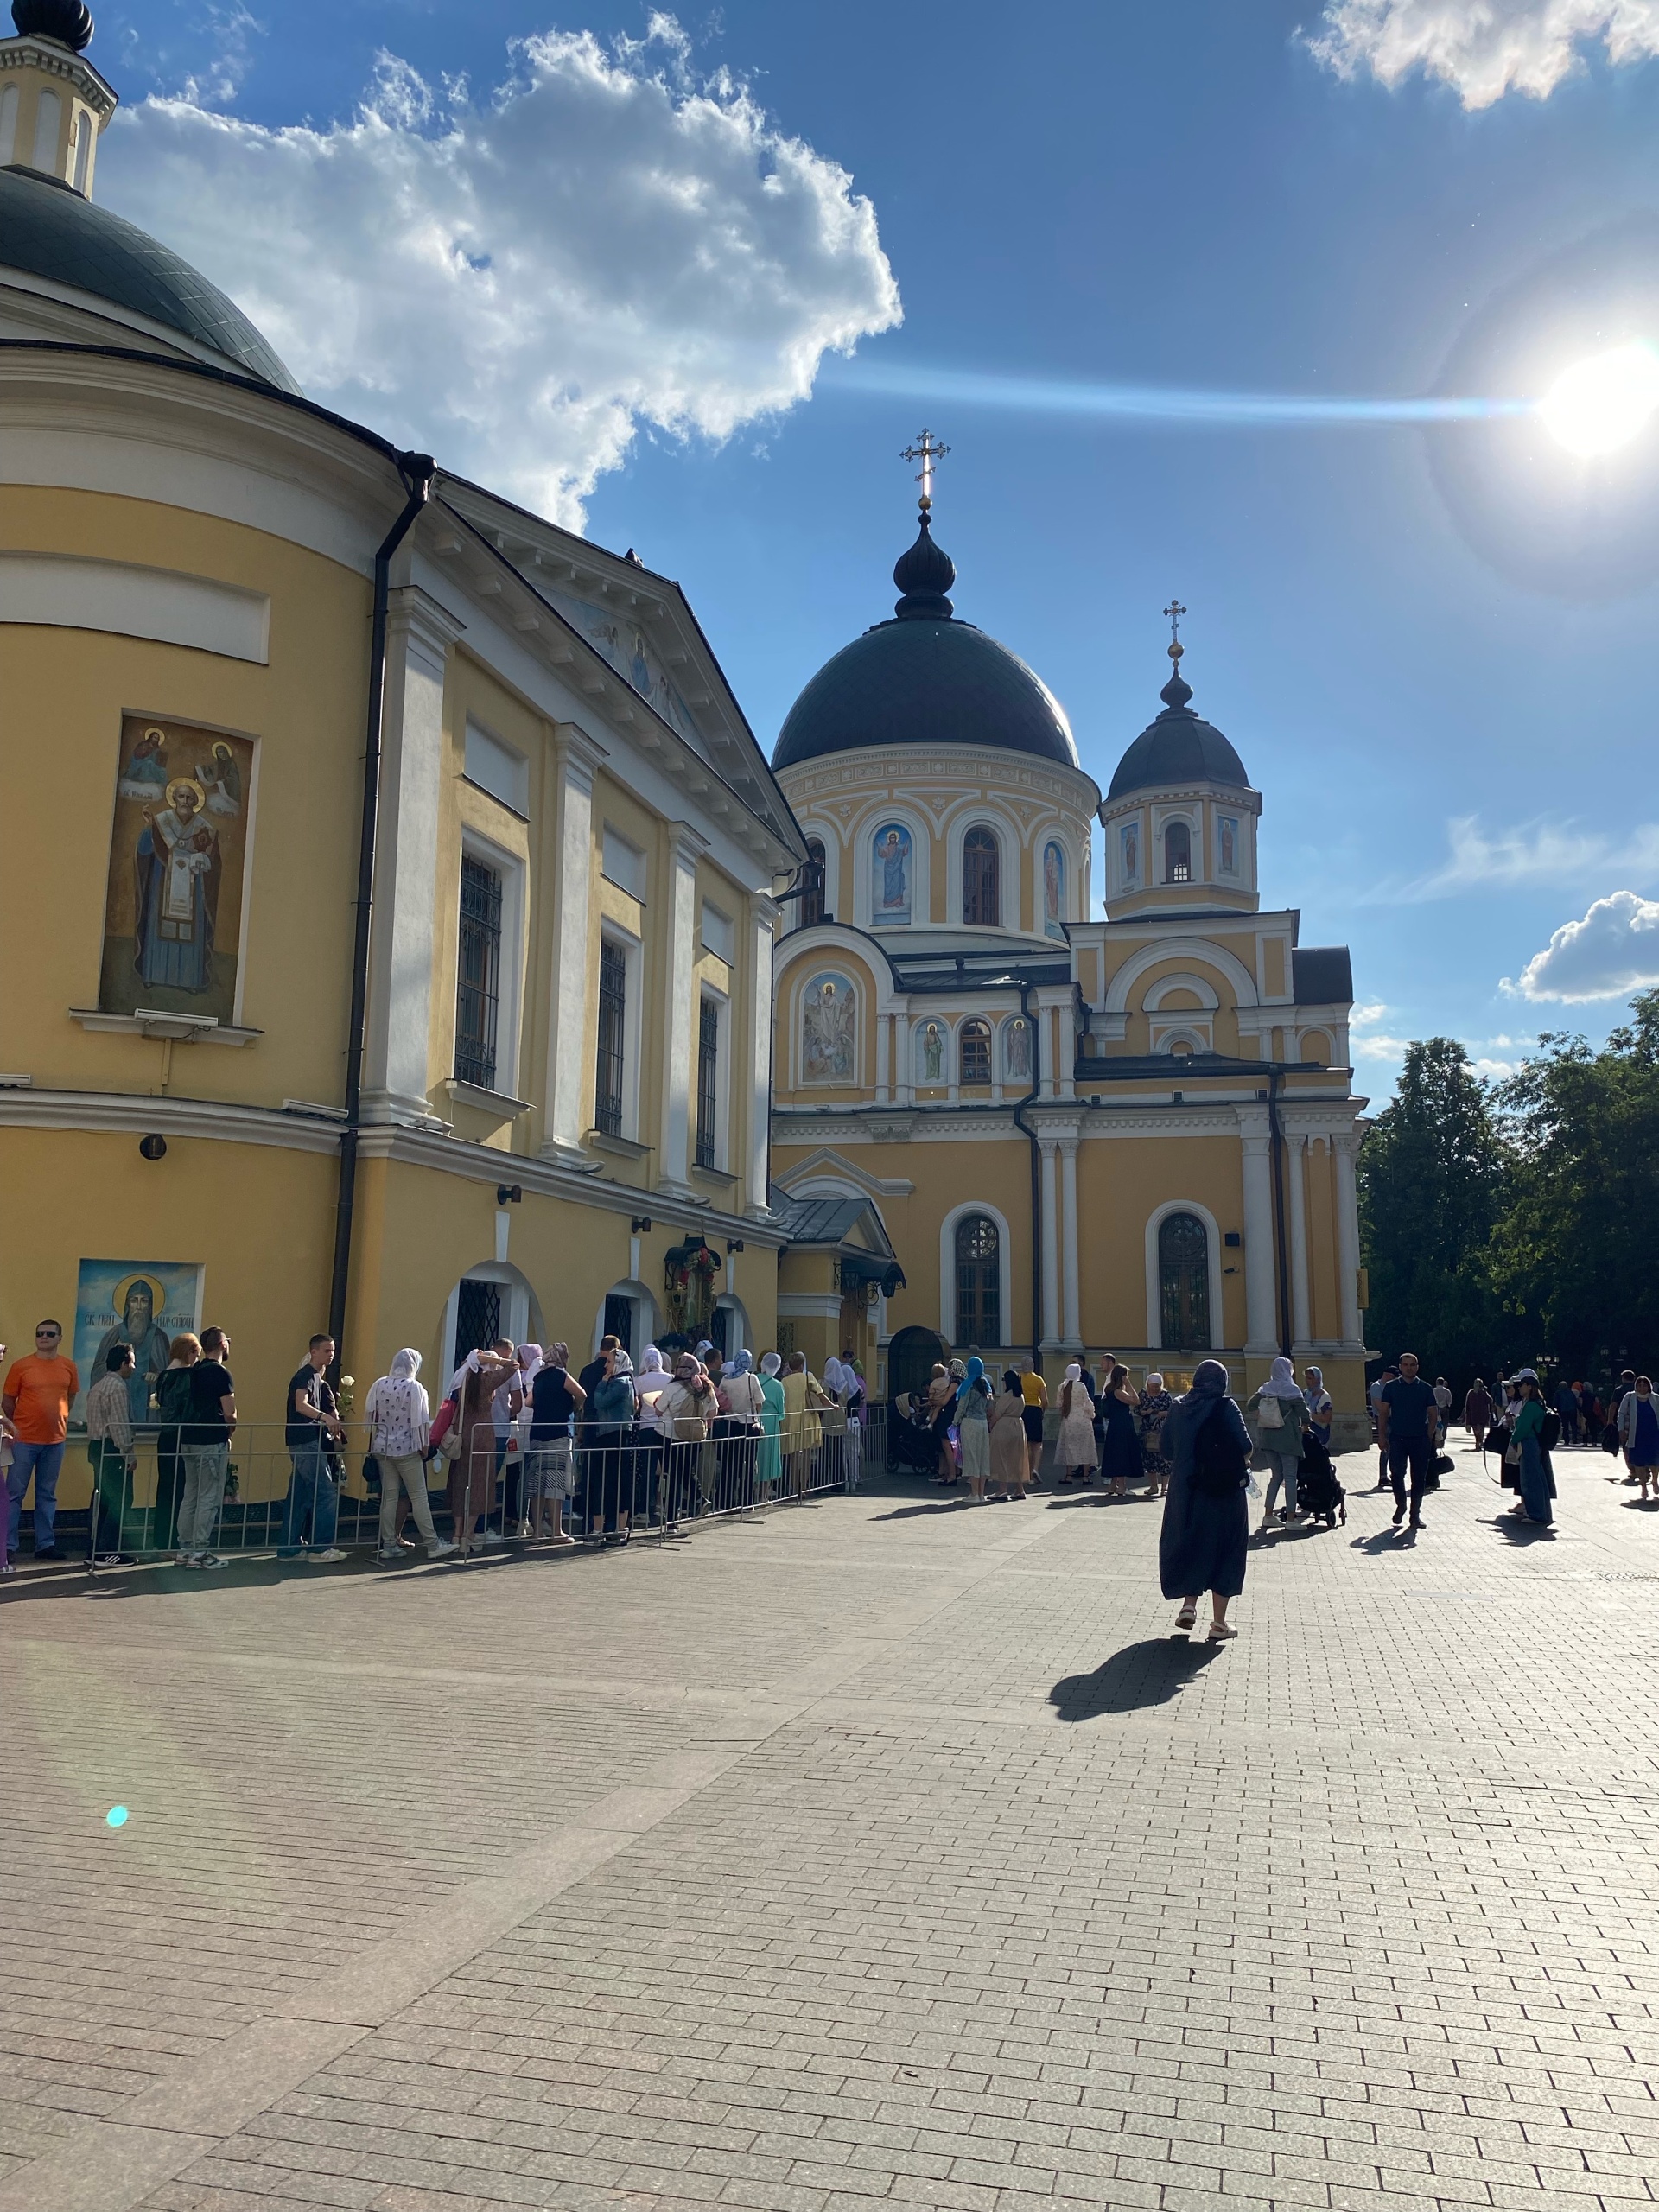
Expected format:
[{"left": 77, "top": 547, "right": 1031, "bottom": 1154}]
[
  {"left": 1163, "top": 820, "right": 1192, "bottom": 884},
  {"left": 959, "top": 1019, "right": 992, "bottom": 1086},
  {"left": 1159, "top": 1211, "right": 1211, "bottom": 1350},
  {"left": 963, "top": 825, "right": 1000, "bottom": 925},
  {"left": 800, "top": 838, "right": 826, "bottom": 926},
  {"left": 955, "top": 1214, "right": 1001, "bottom": 1347}
]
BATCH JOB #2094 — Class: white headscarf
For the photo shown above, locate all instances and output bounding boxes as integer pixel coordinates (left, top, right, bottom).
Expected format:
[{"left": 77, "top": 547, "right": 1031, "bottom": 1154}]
[
  {"left": 518, "top": 1343, "right": 543, "bottom": 1385},
  {"left": 1263, "top": 1354, "right": 1304, "bottom": 1399},
  {"left": 637, "top": 1345, "right": 666, "bottom": 1378},
  {"left": 447, "top": 1347, "right": 482, "bottom": 1397},
  {"left": 1145, "top": 1372, "right": 1164, "bottom": 1392},
  {"left": 391, "top": 1347, "right": 420, "bottom": 1381},
  {"left": 823, "top": 1357, "right": 847, "bottom": 1396},
  {"left": 1064, "top": 1362, "right": 1083, "bottom": 1382},
  {"left": 760, "top": 1351, "right": 783, "bottom": 1378}
]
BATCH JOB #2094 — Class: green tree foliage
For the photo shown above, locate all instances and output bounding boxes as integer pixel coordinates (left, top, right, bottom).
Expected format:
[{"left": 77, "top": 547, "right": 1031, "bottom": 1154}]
[
  {"left": 1487, "top": 989, "right": 1659, "bottom": 1377},
  {"left": 1357, "top": 1037, "right": 1509, "bottom": 1378}
]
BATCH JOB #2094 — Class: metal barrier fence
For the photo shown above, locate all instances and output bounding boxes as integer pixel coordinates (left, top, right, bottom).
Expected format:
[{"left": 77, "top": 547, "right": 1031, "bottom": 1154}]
[{"left": 53, "top": 1404, "right": 881, "bottom": 1571}]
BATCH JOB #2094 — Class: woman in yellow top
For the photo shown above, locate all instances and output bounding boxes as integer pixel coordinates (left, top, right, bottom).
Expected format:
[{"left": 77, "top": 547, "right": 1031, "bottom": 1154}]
[
  {"left": 779, "top": 1353, "right": 832, "bottom": 1498},
  {"left": 1019, "top": 1359, "right": 1048, "bottom": 1488}
]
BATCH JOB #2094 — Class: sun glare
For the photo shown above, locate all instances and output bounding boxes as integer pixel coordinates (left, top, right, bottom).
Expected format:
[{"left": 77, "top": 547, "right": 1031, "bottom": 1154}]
[{"left": 1539, "top": 341, "right": 1659, "bottom": 456}]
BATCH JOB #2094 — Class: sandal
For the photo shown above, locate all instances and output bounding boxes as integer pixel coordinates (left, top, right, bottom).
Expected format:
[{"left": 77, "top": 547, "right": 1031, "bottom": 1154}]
[
  {"left": 1174, "top": 1604, "right": 1198, "bottom": 1630},
  {"left": 1206, "top": 1622, "right": 1238, "bottom": 1640}
]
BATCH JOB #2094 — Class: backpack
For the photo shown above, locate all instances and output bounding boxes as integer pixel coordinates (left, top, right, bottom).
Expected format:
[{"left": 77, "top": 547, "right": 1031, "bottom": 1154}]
[
  {"left": 1192, "top": 1399, "right": 1249, "bottom": 1497},
  {"left": 1541, "top": 1408, "right": 1562, "bottom": 1452}
]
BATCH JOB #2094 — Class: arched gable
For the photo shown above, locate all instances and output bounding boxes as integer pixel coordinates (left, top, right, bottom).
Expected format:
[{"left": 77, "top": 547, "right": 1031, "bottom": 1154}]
[{"left": 1104, "top": 936, "right": 1260, "bottom": 1014}]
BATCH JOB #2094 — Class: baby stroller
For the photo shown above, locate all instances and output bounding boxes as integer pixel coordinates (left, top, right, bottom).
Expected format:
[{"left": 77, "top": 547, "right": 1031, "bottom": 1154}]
[
  {"left": 887, "top": 1394, "right": 941, "bottom": 1477},
  {"left": 1295, "top": 1432, "right": 1346, "bottom": 1528}
]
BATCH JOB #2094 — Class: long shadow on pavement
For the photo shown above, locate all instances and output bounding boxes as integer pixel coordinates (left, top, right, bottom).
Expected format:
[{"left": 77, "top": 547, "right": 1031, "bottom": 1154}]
[{"left": 1050, "top": 1637, "right": 1222, "bottom": 1721}]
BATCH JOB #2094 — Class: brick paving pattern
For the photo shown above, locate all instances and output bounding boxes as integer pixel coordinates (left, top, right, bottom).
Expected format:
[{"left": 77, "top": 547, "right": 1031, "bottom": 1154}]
[{"left": 3, "top": 1433, "right": 1658, "bottom": 2210}]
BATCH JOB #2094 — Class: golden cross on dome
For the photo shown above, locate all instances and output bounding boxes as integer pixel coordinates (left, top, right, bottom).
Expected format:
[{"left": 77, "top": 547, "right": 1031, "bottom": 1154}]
[
  {"left": 1163, "top": 599, "right": 1188, "bottom": 667},
  {"left": 901, "top": 429, "right": 950, "bottom": 512}
]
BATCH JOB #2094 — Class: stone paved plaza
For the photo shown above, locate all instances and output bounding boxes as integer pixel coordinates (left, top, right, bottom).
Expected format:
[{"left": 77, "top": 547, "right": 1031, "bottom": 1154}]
[{"left": 3, "top": 1434, "right": 1659, "bottom": 2212}]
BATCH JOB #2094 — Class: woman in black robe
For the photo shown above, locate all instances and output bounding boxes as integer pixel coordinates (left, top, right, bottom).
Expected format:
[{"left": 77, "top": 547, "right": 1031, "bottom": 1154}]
[{"left": 1158, "top": 1358, "right": 1252, "bottom": 1641}]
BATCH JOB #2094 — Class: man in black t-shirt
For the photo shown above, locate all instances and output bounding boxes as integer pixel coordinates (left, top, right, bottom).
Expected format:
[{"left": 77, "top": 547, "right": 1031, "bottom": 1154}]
[
  {"left": 178, "top": 1325, "right": 236, "bottom": 1568},
  {"left": 1377, "top": 1351, "right": 1440, "bottom": 1530},
  {"left": 279, "top": 1333, "right": 346, "bottom": 1561}
]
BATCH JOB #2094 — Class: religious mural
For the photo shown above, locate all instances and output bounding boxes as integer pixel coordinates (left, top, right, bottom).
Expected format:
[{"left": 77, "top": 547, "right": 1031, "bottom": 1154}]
[
  {"left": 545, "top": 588, "right": 703, "bottom": 745},
  {"left": 1003, "top": 1015, "right": 1032, "bottom": 1083},
  {"left": 99, "top": 716, "right": 253, "bottom": 1023},
  {"left": 1217, "top": 814, "right": 1239, "bottom": 875},
  {"left": 1119, "top": 820, "right": 1140, "bottom": 890},
  {"left": 72, "top": 1258, "right": 202, "bottom": 1427},
  {"left": 801, "top": 972, "right": 856, "bottom": 1084},
  {"left": 871, "top": 823, "right": 912, "bottom": 926},
  {"left": 1042, "top": 840, "right": 1065, "bottom": 938},
  {"left": 917, "top": 1020, "right": 946, "bottom": 1085}
]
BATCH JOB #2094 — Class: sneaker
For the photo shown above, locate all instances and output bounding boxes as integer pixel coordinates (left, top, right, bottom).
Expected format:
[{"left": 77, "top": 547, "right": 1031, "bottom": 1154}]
[
  {"left": 199, "top": 1555, "right": 227, "bottom": 1571},
  {"left": 0, "top": 1560, "right": 15, "bottom": 1575},
  {"left": 426, "top": 1538, "right": 459, "bottom": 1558},
  {"left": 92, "top": 1553, "right": 136, "bottom": 1567},
  {"left": 480, "top": 1529, "right": 506, "bottom": 1547},
  {"left": 174, "top": 1552, "right": 191, "bottom": 1567},
  {"left": 313, "top": 1548, "right": 348, "bottom": 1563},
  {"left": 376, "top": 1548, "right": 406, "bottom": 1564}
]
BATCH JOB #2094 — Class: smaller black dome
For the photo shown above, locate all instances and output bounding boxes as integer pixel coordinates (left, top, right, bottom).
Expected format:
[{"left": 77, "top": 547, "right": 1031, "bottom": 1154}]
[
  {"left": 12, "top": 0, "right": 92, "bottom": 50},
  {"left": 892, "top": 513, "right": 955, "bottom": 618},
  {"left": 1107, "top": 667, "right": 1249, "bottom": 801}
]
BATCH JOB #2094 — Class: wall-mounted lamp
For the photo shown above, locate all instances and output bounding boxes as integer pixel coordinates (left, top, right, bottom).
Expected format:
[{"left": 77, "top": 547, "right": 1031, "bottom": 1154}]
[
  {"left": 138, "top": 1134, "right": 168, "bottom": 1161},
  {"left": 496, "top": 1184, "right": 523, "bottom": 1205},
  {"left": 1224, "top": 1231, "right": 1242, "bottom": 1249},
  {"left": 726, "top": 1238, "right": 745, "bottom": 1254},
  {"left": 631, "top": 1216, "right": 652, "bottom": 1234}
]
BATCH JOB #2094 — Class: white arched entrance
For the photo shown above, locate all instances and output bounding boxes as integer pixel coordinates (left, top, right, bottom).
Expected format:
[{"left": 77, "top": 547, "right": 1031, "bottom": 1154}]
[
  {"left": 438, "top": 1262, "right": 543, "bottom": 1383},
  {"left": 594, "top": 1277, "right": 663, "bottom": 1358}
]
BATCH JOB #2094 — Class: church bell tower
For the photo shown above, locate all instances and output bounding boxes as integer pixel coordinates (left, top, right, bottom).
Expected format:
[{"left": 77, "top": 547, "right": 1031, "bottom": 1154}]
[{"left": 0, "top": 2, "right": 116, "bottom": 200}]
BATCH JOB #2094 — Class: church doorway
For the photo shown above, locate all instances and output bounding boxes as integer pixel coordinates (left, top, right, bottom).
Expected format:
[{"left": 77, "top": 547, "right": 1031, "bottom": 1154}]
[{"left": 888, "top": 1325, "right": 947, "bottom": 1408}]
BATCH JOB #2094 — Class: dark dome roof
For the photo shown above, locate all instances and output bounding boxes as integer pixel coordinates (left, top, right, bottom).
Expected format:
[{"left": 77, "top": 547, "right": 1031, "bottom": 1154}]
[
  {"left": 772, "top": 513, "right": 1079, "bottom": 772},
  {"left": 0, "top": 165, "right": 300, "bottom": 391},
  {"left": 1107, "top": 669, "right": 1249, "bottom": 800}
]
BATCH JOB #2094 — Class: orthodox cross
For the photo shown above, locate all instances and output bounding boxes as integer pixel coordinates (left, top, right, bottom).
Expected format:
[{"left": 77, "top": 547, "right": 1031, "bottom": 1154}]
[
  {"left": 1163, "top": 599, "right": 1187, "bottom": 645},
  {"left": 902, "top": 429, "right": 950, "bottom": 512}
]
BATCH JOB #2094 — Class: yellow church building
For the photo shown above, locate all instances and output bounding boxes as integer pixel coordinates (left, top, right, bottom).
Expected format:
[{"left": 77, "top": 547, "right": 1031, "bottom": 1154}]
[{"left": 769, "top": 484, "right": 1371, "bottom": 1441}]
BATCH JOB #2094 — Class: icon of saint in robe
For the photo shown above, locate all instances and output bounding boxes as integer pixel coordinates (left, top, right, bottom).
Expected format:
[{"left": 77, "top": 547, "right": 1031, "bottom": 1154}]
[{"left": 134, "top": 779, "right": 220, "bottom": 995}]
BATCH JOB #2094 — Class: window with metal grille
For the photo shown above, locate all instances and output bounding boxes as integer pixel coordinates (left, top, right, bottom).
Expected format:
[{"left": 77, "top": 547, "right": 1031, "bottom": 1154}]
[
  {"left": 696, "top": 997, "right": 720, "bottom": 1168},
  {"left": 1159, "top": 1211, "right": 1211, "bottom": 1349},
  {"left": 1164, "top": 820, "right": 1192, "bottom": 884},
  {"left": 603, "top": 1292, "right": 633, "bottom": 1352},
  {"left": 801, "top": 839, "right": 827, "bottom": 926},
  {"left": 955, "top": 1213, "right": 1001, "bottom": 1347},
  {"left": 959, "top": 1019, "right": 992, "bottom": 1086},
  {"left": 453, "top": 1278, "right": 501, "bottom": 1375},
  {"left": 455, "top": 855, "right": 503, "bottom": 1090},
  {"left": 595, "top": 940, "right": 627, "bottom": 1137},
  {"left": 963, "top": 825, "right": 1000, "bottom": 925}
]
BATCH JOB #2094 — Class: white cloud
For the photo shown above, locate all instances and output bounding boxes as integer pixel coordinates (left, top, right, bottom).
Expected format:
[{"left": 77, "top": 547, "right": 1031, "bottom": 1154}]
[
  {"left": 1503, "top": 888, "right": 1659, "bottom": 999},
  {"left": 1471, "top": 1056, "right": 1522, "bottom": 1078},
  {"left": 1308, "top": 0, "right": 1659, "bottom": 108},
  {"left": 98, "top": 20, "right": 900, "bottom": 524},
  {"left": 1379, "top": 815, "right": 1659, "bottom": 903}
]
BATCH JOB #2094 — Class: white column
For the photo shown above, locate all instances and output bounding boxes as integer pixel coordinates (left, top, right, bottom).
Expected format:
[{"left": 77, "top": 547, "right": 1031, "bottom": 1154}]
[
  {"left": 1039, "top": 1138, "right": 1061, "bottom": 1349},
  {"left": 746, "top": 897, "right": 777, "bottom": 1217},
  {"left": 1038, "top": 988, "right": 1075, "bottom": 1101},
  {"left": 658, "top": 825, "right": 706, "bottom": 1193},
  {"left": 1334, "top": 1129, "right": 1364, "bottom": 1348},
  {"left": 1287, "top": 1130, "right": 1311, "bottom": 1350},
  {"left": 541, "top": 727, "right": 607, "bottom": 1165},
  {"left": 362, "top": 587, "right": 466, "bottom": 1124},
  {"left": 1237, "top": 1109, "right": 1278, "bottom": 1357},
  {"left": 1059, "top": 1135, "right": 1082, "bottom": 1349},
  {"left": 875, "top": 1011, "right": 891, "bottom": 1104}
]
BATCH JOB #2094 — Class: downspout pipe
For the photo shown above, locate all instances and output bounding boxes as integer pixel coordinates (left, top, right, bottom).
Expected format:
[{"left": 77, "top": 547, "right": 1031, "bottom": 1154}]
[
  {"left": 1012, "top": 980, "right": 1044, "bottom": 1375},
  {"left": 327, "top": 450, "right": 437, "bottom": 1378},
  {"left": 1266, "top": 1069, "right": 1294, "bottom": 1357}
]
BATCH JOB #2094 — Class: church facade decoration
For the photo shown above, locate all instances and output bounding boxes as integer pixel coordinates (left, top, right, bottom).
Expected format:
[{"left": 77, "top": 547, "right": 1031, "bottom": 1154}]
[{"left": 871, "top": 822, "right": 912, "bottom": 925}]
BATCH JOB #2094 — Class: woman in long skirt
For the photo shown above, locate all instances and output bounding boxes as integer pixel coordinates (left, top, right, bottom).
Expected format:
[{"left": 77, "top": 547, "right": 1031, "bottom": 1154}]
[
  {"left": 1057, "top": 1363, "right": 1099, "bottom": 1484},
  {"left": 1138, "top": 1373, "right": 1175, "bottom": 1497},
  {"left": 756, "top": 1352, "right": 785, "bottom": 1488},
  {"left": 989, "top": 1369, "right": 1029, "bottom": 1498},
  {"left": 955, "top": 1356, "right": 993, "bottom": 1502},
  {"left": 1159, "top": 1359, "right": 1252, "bottom": 1639},
  {"left": 1098, "top": 1361, "right": 1141, "bottom": 1498},
  {"left": 1510, "top": 1369, "right": 1555, "bottom": 1526}
]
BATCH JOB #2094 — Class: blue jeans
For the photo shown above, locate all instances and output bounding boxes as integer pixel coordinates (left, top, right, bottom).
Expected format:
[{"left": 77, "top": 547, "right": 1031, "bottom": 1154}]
[
  {"left": 7, "top": 1440, "right": 66, "bottom": 1552},
  {"left": 279, "top": 1442, "right": 339, "bottom": 1555}
]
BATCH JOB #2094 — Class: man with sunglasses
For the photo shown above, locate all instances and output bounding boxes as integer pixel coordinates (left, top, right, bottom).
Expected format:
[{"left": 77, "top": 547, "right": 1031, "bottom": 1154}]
[{"left": 3, "top": 1320, "right": 81, "bottom": 1562}]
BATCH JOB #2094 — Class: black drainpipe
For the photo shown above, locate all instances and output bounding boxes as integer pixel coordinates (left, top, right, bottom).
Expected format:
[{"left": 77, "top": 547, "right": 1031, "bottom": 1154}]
[
  {"left": 1266, "top": 1068, "right": 1294, "bottom": 1357},
  {"left": 1012, "top": 979, "right": 1044, "bottom": 1376},
  {"left": 327, "top": 451, "right": 437, "bottom": 1377}
]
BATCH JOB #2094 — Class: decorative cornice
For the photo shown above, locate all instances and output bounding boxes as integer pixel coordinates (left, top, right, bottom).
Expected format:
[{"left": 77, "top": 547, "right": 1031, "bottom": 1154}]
[{"left": 0, "top": 37, "right": 118, "bottom": 116}]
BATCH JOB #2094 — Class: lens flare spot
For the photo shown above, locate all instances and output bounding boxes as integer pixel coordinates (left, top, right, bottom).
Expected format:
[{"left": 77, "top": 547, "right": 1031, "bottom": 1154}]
[
  {"left": 1540, "top": 342, "right": 1659, "bottom": 456},
  {"left": 105, "top": 1805, "right": 129, "bottom": 1828}
]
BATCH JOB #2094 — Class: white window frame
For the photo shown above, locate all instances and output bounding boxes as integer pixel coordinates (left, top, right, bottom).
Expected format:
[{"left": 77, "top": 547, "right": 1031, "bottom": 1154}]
[
  {"left": 456, "top": 828, "right": 525, "bottom": 1099},
  {"left": 696, "top": 982, "right": 731, "bottom": 1173},
  {"left": 939, "top": 1199, "right": 1014, "bottom": 1349},
  {"left": 1143, "top": 1199, "right": 1227, "bottom": 1353},
  {"left": 957, "top": 818, "right": 1007, "bottom": 929},
  {"left": 596, "top": 919, "right": 644, "bottom": 1141}
]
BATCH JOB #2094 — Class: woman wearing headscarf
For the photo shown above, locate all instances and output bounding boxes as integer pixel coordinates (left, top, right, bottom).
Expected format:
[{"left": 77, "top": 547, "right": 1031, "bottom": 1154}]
[
  {"left": 925, "top": 1362, "right": 957, "bottom": 1484},
  {"left": 1138, "top": 1373, "right": 1175, "bottom": 1498},
  {"left": 1509, "top": 1369, "right": 1555, "bottom": 1526},
  {"left": 1247, "top": 1356, "right": 1313, "bottom": 1529},
  {"left": 1160, "top": 1359, "right": 1252, "bottom": 1638},
  {"left": 1618, "top": 1374, "right": 1659, "bottom": 1499},
  {"left": 715, "top": 1350, "right": 766, "bottom": 1511},
  {"left": 954, "top": 1356, "right": 994, "bottom": 1502},
  {"left": 581, "top": 1343, "right": 640, "bottom": 1542},
  {"left": 780, "top": 1353, "right": 831, "bottom": 1497},
  {"left": 366, "top": 1350, "right": 456, "bottom": 1561},
  {"left": 628, "top": 1344, "right": 670, "bottom": 1527},
  {"left": 1098, "top": 1361, "right": 1141, "bottom": 1498},
  {"left": 989, "top": 1368, "right": 1029, "bottom": 1499},
  {"left": 1057, "top": 1362, "right": 1099, "bottom": 1485},
  {"left": 658, "top": 1351, "right": 718, "bottom": 1531},
  {"left": 449, "top": 1345, "right": 519, "bottom": 1556},
  {"left": 827, "top": 1353, "right": 867, "bottom": 1493},
  {"left": 756, "top": 1352, "right": 786, "bottom": 1488}
]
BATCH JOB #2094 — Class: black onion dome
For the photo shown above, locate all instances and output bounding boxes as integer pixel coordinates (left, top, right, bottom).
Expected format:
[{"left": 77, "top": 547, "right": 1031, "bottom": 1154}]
[
  {"left": 12, "top": 0, "right": 93, "bottom": 48},
  {"left": 0, "top": 166, "right": 300, "bottom": 391},
  {"left": 772, "top": 515, "right": 1078, "bottom": 772},
  {"left": 1106, "top": 668, "right": 1249, "bottom": 800}
]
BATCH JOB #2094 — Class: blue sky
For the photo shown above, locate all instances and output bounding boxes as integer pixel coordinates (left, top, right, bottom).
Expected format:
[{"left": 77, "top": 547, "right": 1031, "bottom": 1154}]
[{"left": 91, "top": 0, "right": 1659, "bottom": 1095}]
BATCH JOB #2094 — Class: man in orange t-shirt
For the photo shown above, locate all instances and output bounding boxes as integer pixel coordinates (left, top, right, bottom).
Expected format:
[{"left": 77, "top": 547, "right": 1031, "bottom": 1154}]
[{"left": 3, "top": 1320, "right": 80, "bottom": 1560}]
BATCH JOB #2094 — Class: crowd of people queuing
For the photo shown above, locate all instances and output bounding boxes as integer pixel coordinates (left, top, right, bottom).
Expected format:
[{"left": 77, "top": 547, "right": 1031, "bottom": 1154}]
[{"left": 0, "top": 1319, "right": 870, "bottom": 1573}]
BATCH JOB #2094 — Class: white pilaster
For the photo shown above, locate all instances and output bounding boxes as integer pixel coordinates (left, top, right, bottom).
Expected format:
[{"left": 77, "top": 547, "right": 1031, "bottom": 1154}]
[
  {"left": 1237, "top": 1109, "right": 1279, "bottom": 1357},
  {"left": 541, "top": 726, "right": 607, "bottom": 1165},
  {"left": 1037, "top": 988, "right": 1075, "bottom": 1101},
  {"left": 895, "top": 1010, "right": 913, "bottom": 1106},
  {"left": 659, "top": 825, "right": 707, "bottom": 1194},
  {"left": 747, "top": 897, "right": 778, "bottom": 1217},
  {"left": 875, "top": 1011, "right": 890, "bottom": 1103},
  {"left": 1059, "top": 1135, "right": 1082, "bottom": 1348},
  {"left": 1287, "top": 1130, "right": 1311, "bottom": 1350},
  {"left": 362, "top": 586, "right": 467, "bottom": 1125},
  {"left": 1333, "top": 1129, "right": 1365, "bottom": 1349},
  {"left": 1040, "top": 1138, "right": 1061, "bottom": 1349}
]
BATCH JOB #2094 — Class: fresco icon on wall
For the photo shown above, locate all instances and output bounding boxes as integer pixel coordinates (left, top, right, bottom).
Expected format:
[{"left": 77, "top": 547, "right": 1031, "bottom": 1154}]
[
  {"left": 72, "top": 1258, "right": 203, "bottom": 1427},
  {"left": 802, "top": 973, "right": 856, "bottom": 1083},
  {"left": 1119, "top": 820, "right": 1140, "bottom": 888},
  {"left": 1043, "top": 840, "right": 1065, "bottom": 938},
  {"left": 1217, "top": 814, "right": 1239, "bottom": 875},
  {"left": 100, "top": 716, "right": 254, "bottom": 1023},
  {"left": 1003, "top": 1017, "right": 1032, "bottom": 1082},
  {"left": 918, "top": 1020, "right": 945, "bottom": 1084},
  {"left": 872, "top": 823, "right": 912, "bottom": 925}
]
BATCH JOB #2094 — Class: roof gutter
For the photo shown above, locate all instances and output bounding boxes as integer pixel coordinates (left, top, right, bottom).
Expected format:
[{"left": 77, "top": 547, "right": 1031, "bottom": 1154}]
[{"left": 327, "top": 451, "right": 436, "bottom": 1376}]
